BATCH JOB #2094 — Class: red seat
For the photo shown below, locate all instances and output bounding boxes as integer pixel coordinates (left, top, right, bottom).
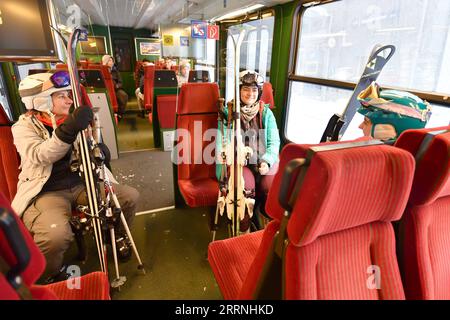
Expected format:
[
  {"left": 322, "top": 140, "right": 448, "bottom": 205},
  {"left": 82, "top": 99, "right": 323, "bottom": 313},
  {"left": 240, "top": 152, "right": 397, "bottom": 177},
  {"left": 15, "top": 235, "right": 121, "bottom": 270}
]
[
  {"left": 144, "top": 65, "right": 155, "bottom": 112},
  {"left": 0, "top": 192, "right": 110, "bottom": 300},
  {"left": 209, "top": 140, "right": 415, "bottom": 299},
  {"left": 0, "top": 105, "right": 19, "bottom": 203},
  {"left": 260, "top": 82, "right": 275, "bottom": 109},
  {"left": 175, "top": 83, "right": 220, "bottom": 207},
  {"left": 395, "top": 126, "right": 450, "bottom": 300}
]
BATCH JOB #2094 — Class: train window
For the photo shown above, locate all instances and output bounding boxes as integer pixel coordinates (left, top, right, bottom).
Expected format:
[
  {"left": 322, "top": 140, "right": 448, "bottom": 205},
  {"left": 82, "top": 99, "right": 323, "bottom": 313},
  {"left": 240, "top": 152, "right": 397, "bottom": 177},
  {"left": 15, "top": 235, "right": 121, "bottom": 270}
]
[
  {"left": 194, "top": 38, "right": 216, "bottom": 82},
  {"left": 286, "top": 81, "right": 353, "bottom": 144},
  {"left": 425, "top": 104, "right": 450, "bottom": 128},
  {"left": 225, "top": 15, "right": 275, "bottom": 102},
  {"left": 16, "top": 63, "right": 47, "bottom": 82},
  {"left": 0, "top": 70, "right": 13, "bottom": 121},
  {"left": 286, "top": 0, "right": 450, "bottom": 143}
]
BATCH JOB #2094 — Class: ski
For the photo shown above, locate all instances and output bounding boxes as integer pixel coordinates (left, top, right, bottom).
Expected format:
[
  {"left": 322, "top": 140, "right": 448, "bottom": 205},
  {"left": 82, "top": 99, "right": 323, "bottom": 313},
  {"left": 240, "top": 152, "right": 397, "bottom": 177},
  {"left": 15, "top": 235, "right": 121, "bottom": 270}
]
[
  {"left": 232, "top": 29, "right": 248, "bottom": 236},
  {"left": 66, "top": 28, "right": 108, "bottom": 274},
  {"left": 62, "top": 27, "right": 145, "bottom": 287},
  {"left": 212, "top": 28, "right": 253, "bottom": 239},
  {"left": 320, "top": 44, "right": 395, "bottom": 142}
]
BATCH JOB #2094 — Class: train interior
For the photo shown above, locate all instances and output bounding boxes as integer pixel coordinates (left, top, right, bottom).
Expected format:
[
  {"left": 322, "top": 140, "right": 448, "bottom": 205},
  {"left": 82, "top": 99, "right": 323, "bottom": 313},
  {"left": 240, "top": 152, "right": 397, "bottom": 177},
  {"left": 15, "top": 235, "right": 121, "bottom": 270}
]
[{"left": 0, "top": 0, "right": 450, "bottom": 301}]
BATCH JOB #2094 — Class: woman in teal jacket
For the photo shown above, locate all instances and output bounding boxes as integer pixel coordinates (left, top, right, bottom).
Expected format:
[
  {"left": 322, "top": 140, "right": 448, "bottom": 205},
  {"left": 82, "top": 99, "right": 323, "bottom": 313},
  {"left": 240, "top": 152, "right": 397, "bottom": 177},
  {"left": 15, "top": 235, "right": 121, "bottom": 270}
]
[{"left": 216, "top": 70, "right": 280, "bottom": 231}]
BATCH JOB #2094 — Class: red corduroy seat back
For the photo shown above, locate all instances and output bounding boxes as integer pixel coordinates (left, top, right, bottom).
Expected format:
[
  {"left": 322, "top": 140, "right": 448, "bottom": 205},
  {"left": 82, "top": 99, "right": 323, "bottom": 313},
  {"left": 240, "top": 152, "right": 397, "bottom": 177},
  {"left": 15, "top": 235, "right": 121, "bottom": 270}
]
[
  {"left": 0, "top": 192, "right": 110, "bottom": 300},
  {"left": 209, "top": 140, "right": 415, "bottom": 299},
  {"left": 0, "top": 105, "right": 19, "bottom": 202},
  {"left": 395, "top": 126, "right": 450, "bottom": 300},
  {"left": 260, "top": 82, "right": 275, "bottom": 109},
  {"left": 174, "top": 83, "right": 219, "bottom": 207},
  {"left": 282, "top": 143, "right": 414, "bottom": 299}
]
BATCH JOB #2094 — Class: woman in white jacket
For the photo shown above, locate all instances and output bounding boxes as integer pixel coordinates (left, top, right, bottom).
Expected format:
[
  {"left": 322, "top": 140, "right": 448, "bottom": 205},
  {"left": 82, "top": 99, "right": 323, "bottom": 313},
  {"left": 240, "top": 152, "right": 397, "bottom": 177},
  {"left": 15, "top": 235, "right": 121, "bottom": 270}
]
[{"left": 12, "top": 72, "right": 139, "bottom": 282}]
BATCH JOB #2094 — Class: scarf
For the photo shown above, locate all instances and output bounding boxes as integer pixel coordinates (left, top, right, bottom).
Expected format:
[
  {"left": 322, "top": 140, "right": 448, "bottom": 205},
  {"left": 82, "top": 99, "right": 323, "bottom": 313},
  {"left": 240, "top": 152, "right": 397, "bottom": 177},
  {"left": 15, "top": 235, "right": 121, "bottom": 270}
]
[
  {"left": 241, "top": 101, "right": 260, "bottom": 123},
  {"left": 35, "top": 112, "right": 67, "bottom": 129}
]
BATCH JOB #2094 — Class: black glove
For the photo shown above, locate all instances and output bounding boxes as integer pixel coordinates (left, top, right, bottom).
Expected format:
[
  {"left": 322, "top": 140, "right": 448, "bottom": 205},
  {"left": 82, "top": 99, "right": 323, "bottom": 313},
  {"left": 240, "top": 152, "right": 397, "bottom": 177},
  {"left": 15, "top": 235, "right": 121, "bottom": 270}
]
[
  {"left": 55, "top": 106, "right": 93, "bottom": 144},
  {"left": 97, "top": 142, "right": 112, "bottom": 171}
]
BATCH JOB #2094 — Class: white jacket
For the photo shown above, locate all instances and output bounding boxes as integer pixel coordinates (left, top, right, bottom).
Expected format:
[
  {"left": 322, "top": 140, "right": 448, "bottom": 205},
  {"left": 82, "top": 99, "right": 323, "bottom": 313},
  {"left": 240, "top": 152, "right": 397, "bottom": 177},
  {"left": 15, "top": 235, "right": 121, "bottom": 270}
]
[{"left": 11, "top": 113, "right": 72, "bottom": 216}]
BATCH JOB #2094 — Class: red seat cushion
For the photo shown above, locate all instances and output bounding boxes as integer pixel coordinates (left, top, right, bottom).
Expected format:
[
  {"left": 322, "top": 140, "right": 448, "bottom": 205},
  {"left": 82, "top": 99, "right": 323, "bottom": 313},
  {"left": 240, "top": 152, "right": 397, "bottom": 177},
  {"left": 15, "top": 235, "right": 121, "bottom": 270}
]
[
  {"left": 208, "top": 228, "right": 266, "bottom": 299},
  {"left": 178, "top": 178, "right": 218, "bottom": 207},
  {"left": 44, "top": 271, "right": 110, "bottom": 300}
]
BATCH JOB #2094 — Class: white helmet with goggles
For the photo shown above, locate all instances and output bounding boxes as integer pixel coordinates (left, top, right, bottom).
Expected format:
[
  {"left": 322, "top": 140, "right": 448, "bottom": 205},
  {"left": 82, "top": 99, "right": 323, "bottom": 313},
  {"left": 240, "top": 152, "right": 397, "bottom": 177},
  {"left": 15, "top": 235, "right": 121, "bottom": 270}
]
[
  {"left": 239, "top": 70, "right": 264, "bottom": 88},
  {"left": 19, "top": 71, "right": 71, "bottom": 113}
]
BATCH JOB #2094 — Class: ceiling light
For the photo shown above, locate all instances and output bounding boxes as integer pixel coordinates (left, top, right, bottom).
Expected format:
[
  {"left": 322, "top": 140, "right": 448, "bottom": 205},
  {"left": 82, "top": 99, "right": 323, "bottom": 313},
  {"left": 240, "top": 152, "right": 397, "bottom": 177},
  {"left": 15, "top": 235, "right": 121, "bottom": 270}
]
[{"left": 211, "top": 4, "right": 265, "bottom": 22}]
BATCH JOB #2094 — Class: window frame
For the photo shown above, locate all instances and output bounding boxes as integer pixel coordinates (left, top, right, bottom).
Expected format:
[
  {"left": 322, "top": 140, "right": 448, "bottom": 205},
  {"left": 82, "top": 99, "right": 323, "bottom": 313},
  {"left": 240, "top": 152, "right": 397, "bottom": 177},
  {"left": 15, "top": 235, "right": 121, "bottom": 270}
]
[{"left": 283, "top": 0, "right": 450, "bottom": 144}]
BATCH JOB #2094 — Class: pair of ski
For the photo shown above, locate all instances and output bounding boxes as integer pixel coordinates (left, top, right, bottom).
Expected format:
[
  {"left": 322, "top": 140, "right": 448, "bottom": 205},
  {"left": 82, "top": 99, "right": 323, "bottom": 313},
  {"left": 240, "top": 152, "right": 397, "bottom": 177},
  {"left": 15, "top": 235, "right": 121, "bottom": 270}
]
[
  {"left": 58, "top": 27, "right": 145, "bottom": 289},
  {"left": 212, "top": 35, "right": 395, "bottom": 240},
  {"left": 213, "top": 30, "right": 255, "bottom": 241}
]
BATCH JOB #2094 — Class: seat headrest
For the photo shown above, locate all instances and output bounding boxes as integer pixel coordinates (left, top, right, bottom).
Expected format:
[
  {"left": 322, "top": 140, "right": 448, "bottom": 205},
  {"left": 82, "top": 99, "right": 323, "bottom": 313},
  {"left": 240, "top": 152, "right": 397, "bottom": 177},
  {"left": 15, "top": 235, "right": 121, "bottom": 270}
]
[
  {"left": 178, "top": 83, "right": 219, "bottom": 115},
  {"left": 282, "top": 143, "right": 414, "bottom": 247},
  {"left": 266, "top": 137, "right": 374, "bottom": 221},
  {"left": 260, "top": 82, "right": 274, "bottom": 109},
  {"left": 396, "top": 127, "right": 450, "bottom": 205}
]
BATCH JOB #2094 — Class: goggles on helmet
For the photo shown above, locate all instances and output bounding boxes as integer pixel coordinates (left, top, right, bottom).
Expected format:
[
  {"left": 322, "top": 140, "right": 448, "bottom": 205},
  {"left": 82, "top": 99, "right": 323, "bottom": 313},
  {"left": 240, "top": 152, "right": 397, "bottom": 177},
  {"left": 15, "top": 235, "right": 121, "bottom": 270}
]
[
  {"left": 239, "top": 70, "right": 263, "bottom": 87},
  {"left": 42, "top": 71, "right": 71, "bottom": 91}
]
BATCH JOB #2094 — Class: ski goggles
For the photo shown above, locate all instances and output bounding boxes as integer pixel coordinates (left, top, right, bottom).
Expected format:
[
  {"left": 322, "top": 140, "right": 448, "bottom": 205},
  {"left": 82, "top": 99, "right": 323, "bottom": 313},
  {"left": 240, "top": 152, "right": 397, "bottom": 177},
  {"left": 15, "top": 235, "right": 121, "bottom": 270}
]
[
  {"left": 240, "top": 72, "right": 263, "bottom": 87},
  {"left": 42, "top": 71, "right": 71, "bottom": 91}
]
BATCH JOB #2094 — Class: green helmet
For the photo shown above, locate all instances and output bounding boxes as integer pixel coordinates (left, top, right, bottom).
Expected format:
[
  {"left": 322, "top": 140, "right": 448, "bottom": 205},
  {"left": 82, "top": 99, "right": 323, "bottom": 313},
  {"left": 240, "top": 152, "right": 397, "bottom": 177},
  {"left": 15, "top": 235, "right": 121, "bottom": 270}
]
[{"left": 357, "top": 82, "right": 432, "bottom": 138}]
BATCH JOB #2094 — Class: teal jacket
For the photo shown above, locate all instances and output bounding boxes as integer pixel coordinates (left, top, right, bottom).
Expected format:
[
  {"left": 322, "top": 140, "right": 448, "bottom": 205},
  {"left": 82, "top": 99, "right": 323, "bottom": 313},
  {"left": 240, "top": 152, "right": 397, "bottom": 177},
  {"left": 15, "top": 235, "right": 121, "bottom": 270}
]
[{"left": 216, "top": 103, "right": 280, "bottom": 180}]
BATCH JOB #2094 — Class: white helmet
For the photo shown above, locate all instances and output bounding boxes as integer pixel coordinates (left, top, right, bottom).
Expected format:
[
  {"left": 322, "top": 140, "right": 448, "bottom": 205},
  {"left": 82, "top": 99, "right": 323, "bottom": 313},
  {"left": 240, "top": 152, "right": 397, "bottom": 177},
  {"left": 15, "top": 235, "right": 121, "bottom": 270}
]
[
  {"left": 239, "top": 70, "right": 264, "bottom": 88},
  {"left": 19, "top": 72, "right": 71, "bottom": 112}
]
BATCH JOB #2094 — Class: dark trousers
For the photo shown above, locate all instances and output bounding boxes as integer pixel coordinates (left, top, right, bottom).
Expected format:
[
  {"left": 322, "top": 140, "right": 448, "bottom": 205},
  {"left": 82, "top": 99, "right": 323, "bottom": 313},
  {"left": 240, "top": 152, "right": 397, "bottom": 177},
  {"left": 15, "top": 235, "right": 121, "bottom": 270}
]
[
  {"left": 22, "top": 184, "right": 139, "bottom": 277},
  {"left": 116, "top": 89, "right": 129, "bottom": 116}
]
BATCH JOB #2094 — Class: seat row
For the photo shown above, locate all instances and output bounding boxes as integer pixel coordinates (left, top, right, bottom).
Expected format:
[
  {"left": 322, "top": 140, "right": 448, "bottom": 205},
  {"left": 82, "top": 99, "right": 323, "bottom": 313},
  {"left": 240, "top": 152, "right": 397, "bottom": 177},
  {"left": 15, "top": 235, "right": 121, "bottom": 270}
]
[
  {"left": 207, "top": 126, "right": 450, "bottom": 300},
  {"left": 0, "top": 104, "right": 109, "bottom": 300}
]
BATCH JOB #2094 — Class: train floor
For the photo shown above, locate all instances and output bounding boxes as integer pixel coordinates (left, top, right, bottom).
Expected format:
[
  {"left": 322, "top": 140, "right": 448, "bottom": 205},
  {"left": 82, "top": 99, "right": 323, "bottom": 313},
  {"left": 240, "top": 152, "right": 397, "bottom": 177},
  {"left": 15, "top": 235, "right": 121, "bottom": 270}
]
[
  {"left": 52, "top": 147, "right": 229, "bottom": 299},
  {"left": 116, "top": 97, "right": 154, "bottom": 152},
  {"left": 62, "top": 206, "right": 227, "bottom": 299}
]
